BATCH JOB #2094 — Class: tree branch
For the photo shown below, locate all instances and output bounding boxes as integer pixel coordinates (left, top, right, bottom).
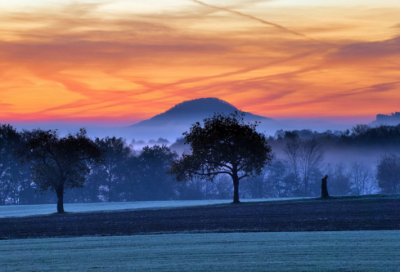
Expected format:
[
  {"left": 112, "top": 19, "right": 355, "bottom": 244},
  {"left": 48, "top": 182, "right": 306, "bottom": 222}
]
[
  {"left": 238, "top": 174, "right": 249, "bottom": 180},
  {"left": 193, "top": 171, "right": 233, "bottom": 177}
]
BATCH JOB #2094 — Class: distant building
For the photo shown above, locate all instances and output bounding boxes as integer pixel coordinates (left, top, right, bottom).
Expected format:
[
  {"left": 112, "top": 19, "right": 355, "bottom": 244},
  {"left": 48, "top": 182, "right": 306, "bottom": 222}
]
[{"left": 372, "top": 112, "right": 400, "bottom": 126}]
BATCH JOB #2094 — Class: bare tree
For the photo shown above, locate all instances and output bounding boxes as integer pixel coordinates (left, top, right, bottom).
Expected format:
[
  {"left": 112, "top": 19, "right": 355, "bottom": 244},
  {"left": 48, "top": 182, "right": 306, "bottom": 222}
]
[
  {"left": 283, "top": 139, "right": 300, "bottom": 184},
  {"left": 351, "top": 124, "right": 370, "bottom": 136},
  {"left": 349, "top": 162, "right": 372, "bottom": 195},
  {"left": 284, "top": 138, "right": 324, "bottom": 196}
]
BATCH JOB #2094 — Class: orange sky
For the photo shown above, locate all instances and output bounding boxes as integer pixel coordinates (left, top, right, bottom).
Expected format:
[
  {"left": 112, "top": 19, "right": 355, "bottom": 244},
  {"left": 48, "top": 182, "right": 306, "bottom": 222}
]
[{"left": 1, "top": 0, "right": 400, "bottom": 125}]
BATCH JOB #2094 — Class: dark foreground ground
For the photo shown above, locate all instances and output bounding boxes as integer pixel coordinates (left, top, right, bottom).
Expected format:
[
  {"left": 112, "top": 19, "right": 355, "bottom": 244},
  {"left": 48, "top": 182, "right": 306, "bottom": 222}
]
[{"left": 1, "top": 195, "right": 399, "bottom": 240}]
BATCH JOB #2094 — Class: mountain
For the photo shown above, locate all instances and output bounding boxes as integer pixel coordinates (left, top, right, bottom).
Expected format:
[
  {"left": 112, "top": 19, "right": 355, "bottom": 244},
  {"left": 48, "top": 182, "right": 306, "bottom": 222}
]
[
  {"left": 127, "top": 98, "right": 288, "bottom": 140},
  {"left": 132, "top": 97, "right": 272, "bottom": 127}
]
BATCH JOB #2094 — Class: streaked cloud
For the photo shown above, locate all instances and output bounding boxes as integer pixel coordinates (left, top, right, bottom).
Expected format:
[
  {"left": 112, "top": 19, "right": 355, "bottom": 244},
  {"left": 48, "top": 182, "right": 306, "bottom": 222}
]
[
  {"left": 0, "top": 0, "right": 399, "bottom": 124},
  {"left": 329, "top": 36, "right": 400, "bottom": 60}
]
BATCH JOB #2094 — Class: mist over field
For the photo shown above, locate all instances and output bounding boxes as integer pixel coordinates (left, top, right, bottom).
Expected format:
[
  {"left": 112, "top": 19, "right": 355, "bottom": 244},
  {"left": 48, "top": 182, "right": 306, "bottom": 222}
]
[
  {"left": 11, "top": 114, "right": 357, "bottom": 142},
  {"left": 1, "top": 98, "right": 400, "bottom": 207}
]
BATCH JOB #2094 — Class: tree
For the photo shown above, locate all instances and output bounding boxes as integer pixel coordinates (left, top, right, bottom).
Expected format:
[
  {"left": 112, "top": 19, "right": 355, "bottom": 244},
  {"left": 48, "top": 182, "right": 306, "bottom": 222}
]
[
  {"left": 264, "top": 159, "right": 288, "bottom": 197},
  {"left": 0, "top": 124, "right": 23, "bottom": 205},
  {"left": 326, "top": 163, "right": 352, "bottom": 196},
  {"left": 352, "top": 124, "right": 370, "bottom": 136},
  {"left": 349, "top": 162, "right": 372, "bottom": 195},
  {"left": 168, "top": 112, "right": 273, "bottom": 203},
  {"left": 248, "top": 171, "right": 266, "bottom": 199},
  {"left": 283, "top": 138, "right": 324, "bottom": 196},
  {"left": 136, "top": 145, "right": 178, "bottom": 200},
  {"left": 94, "top": 137, "right": 133, "bottom": 202},
  {"left": 377, "top": 154, "right": 400, "bottom": 194},
  {"left": 19, "top": 129, "right": 103, "bottom": 213}
]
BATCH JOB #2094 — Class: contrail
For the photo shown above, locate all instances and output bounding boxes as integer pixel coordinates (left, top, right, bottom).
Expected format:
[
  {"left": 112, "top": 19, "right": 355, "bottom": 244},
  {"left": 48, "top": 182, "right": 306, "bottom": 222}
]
[
  {"left": 191, "top": 0, "right": 321, "bottom": 42},
  {"left": 130, "top": 48, "right": 321, "bottom": 92}
]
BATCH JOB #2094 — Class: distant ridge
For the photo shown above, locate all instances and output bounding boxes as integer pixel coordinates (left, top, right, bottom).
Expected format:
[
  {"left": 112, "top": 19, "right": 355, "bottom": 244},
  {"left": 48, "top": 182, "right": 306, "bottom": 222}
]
[{"left": 132, "top": 97, "right": 272, "bottom": 127}]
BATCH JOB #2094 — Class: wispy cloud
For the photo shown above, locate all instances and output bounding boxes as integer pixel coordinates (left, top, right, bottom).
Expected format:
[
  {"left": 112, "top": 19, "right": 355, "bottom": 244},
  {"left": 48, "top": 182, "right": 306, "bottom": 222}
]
[
  {"left": 0, "top": 1, "right": 399, "bottom": 122},
  {"left": 190, "top": 0, "right": 323, "bottom": 43},
  {"left": 328, "top": 36, "right": 400, "bottom": 60}
]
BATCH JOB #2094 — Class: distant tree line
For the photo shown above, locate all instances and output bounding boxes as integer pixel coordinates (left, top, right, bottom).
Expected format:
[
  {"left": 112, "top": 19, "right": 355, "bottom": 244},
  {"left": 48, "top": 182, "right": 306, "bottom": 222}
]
[
  {"left": 1, "top": 122, "right": 400, "bottom": 207},
  {"left": 272, "top": 123, "right": 400, "bottom": 148},
  {"left": 0, "top": 125, "right": 182, "bottom": 207}
]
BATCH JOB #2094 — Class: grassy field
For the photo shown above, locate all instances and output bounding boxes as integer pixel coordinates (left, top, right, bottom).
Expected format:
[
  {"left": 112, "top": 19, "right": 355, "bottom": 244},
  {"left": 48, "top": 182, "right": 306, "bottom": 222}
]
[
  {"left": 0, "top": 200, "right": 231, "bottom": 218},
  {"left": 1, "top": 230, "right": 399, "bottom": 271},
  {"left": 0, "top": 198, "right": 308, "bottom": 218},
  {"left": 2, "top": 195, "right": 397, "bottom": 219}
]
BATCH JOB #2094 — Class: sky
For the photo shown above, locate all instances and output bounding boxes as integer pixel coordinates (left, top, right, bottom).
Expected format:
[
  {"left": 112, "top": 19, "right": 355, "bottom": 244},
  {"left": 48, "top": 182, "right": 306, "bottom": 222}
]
[{"left": 1, "top": 0, "right": 399, "bottom": 127}]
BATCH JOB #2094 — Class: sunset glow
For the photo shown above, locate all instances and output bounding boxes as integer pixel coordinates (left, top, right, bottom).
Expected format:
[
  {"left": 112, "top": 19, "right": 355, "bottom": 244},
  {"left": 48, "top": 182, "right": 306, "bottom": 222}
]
[{"left": 1, "top": 0, "right": 400, "bottom": 125}]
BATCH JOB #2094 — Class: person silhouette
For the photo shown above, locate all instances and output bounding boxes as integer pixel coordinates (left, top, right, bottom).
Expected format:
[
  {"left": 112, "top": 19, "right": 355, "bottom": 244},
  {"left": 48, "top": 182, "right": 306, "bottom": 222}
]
[{"left": 321, "top": 175, "right": 329, "bottom": 198}]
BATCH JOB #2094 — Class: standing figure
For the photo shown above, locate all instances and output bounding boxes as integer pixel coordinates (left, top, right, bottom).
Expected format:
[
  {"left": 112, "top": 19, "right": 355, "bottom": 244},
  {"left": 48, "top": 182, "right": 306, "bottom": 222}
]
[{"left": 321, "top": 175, "right": 329, "bottom": 198}]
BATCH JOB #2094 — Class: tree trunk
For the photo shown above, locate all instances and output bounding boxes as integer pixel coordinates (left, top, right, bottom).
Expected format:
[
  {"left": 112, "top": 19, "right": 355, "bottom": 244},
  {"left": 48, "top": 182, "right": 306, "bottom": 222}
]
[
  {"left": 321, "top": 175, "right": 329, "bottom": 198},
  {"left": 304, "top": 177, "right": 309, "bottom": 197},
  {"left": 56, "top": 185, "right": 65, "bottom": 213},
  {"left": 232, "top": 175, "right": 240, "bottom": 204}
]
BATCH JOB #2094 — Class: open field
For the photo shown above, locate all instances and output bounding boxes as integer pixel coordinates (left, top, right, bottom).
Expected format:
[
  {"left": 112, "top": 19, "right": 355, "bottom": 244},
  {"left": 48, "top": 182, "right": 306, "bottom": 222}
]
[
  {"left": 0, "top": 199, "right": 233, "bottom": 218},
  {"left": 1, "top": 195, "right": 399, "bottom": 239},
  {"left": 0, "top": 198, "right": 308, "bottom": 218},
  {"left": 1, "top": 231, "right": 399, "bottom": 272}
]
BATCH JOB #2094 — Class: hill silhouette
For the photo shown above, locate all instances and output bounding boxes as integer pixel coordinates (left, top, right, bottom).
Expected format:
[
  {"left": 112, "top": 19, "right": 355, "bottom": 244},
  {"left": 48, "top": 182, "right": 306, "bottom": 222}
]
[
  {"left": 125, "top": 97, "right": 288, "bottom": 141},
  {"left": 132, "top": 98, "right": 272, "bottom": 127}
]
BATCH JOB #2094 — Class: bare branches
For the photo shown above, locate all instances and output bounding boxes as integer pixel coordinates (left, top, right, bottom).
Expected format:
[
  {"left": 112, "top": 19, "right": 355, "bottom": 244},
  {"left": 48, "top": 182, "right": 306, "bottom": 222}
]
[{"left": 283, "top": 137, "right": 324, "bottom": 196}]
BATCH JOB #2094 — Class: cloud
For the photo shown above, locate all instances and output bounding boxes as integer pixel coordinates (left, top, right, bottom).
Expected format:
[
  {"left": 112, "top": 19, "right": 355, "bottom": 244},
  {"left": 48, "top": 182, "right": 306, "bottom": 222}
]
[
  {"left": 0, "top": 40, "right": 227, "bottom": 66},
  {"left": 263, "top": 81, "right": 400, "bottom": 113},
  {"left": 0, "top": 1, "right": 399, "bottom": 123},
  {"left": 0, "top": 103, "right": 13, "bottom": 110},
  {"left": 190, "top": 0, "right": 323, "bottom": 43},
  {"left": 360, "top": 81, "right": 400, "bottom": 93},
  {"left": 328, "top": 36, "right": 400, "bottom": 60},
  {"left": 129, "top": 49, "right": 322, "bottom": 95}
]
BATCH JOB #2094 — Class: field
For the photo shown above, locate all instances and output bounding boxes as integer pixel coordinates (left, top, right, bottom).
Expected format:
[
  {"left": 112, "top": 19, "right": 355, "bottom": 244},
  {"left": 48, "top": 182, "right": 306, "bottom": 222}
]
[
  {"left": 1, "top": 231, "right": 399, "bottom": 271},
  {"left": 0, "top": 199, "right": 231, "bottom": 218},
  {"left": 1, "top": 195, "right": 399, "bottom": 271},
  {"left": 0, "top": 198, "right": 307, "bottom": 218},
  {"left": 1, "top": 195, "right": 400, "bottom": 239}
]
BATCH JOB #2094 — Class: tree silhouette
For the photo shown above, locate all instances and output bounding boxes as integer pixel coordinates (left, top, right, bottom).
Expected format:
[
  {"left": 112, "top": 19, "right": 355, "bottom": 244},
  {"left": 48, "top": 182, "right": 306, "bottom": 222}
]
[
  {"left": 94, "top": 137, "right": 133, "bottom": 202},
  {"left": 283, "top": 138, "right": 324, "bottom": 196},
  {"left": 19, "top": 129, "right": 103, "bottom": 213},
  {"left": 136, "top": 145, "right": 178, "bottom": 200},
  {"left": 169, "top": 112, "right": 273, "bottom": 203},
  {"left": 377, "top": 154, "right": 400, "bottom": 194},
  {"left": 0, "top": 124, "right": 22, "bottom": 205}
]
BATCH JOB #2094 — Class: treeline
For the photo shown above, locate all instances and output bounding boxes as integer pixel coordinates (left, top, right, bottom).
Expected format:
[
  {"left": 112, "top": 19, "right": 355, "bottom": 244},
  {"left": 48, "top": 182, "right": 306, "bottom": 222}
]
[
  {"left": 174, "top": 124, "right": 400, "bottom": 198},
  {"left": 271, "top": 124, "right": 400, "bottom": 147},
  {"left": 262, "top": 124, "right": 400, "bottom": 197},
  {"left": 0, "top": 125, "right": 183, "bottom": 205},
  {"left": 0, "top": 124, "right": 248, "bottom": 205},
  {"left": 257, "top": 159, "right": 378, "bottom": 198},
  {"left": 1, "top": 123, "right": 400, "bottom": 205}
]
